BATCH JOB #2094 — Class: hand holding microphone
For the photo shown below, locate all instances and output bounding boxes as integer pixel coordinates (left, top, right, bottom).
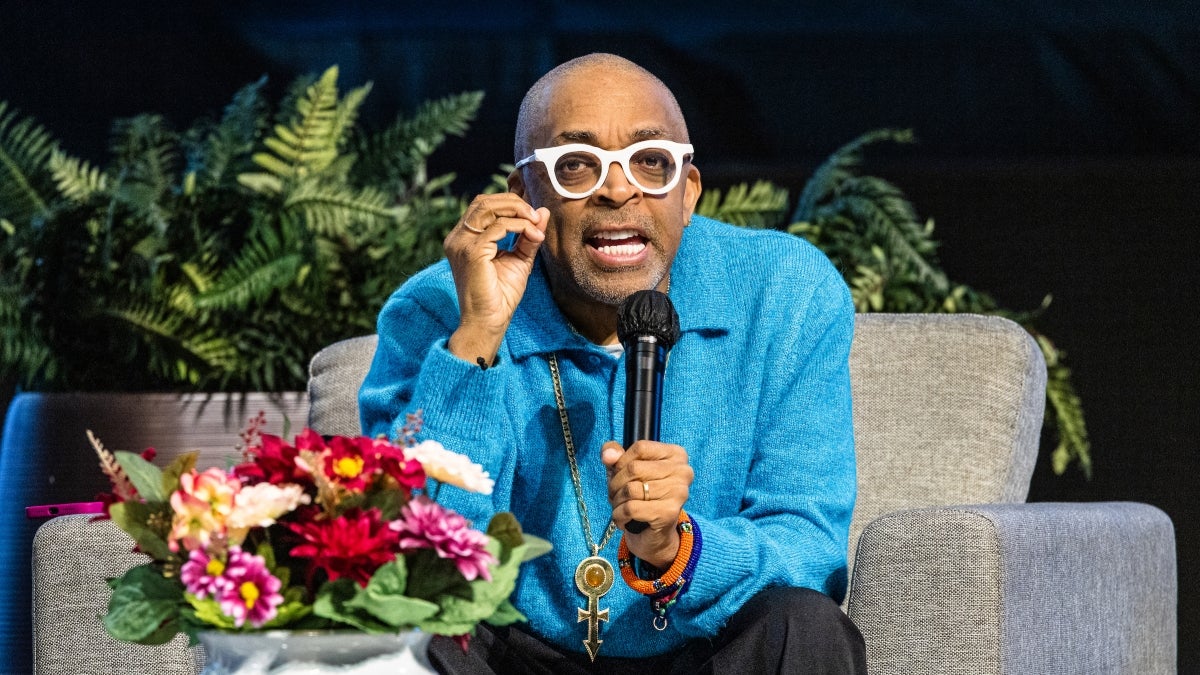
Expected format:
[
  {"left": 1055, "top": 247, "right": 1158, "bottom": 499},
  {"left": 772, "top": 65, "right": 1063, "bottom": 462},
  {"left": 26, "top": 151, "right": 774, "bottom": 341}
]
[{"left": 602, "top": 290, "right": 693, "bottom": 568}]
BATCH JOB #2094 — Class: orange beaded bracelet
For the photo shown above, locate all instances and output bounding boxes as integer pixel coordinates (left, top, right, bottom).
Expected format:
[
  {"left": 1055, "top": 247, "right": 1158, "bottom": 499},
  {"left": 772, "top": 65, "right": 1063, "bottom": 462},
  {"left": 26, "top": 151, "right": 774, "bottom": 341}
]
[{"left": 617, "top": 509, "right": 694, "bottom": 595}]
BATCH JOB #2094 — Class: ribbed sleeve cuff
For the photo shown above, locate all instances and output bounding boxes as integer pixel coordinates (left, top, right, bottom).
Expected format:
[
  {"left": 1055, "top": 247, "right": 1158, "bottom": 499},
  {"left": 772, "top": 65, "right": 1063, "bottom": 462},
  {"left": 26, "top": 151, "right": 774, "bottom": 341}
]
[
  {"left": 402, "top": 339, "right": 509, "bottom": 445},
  {"left": 672, "top": 513, "right": 759, "bottom": 635}
]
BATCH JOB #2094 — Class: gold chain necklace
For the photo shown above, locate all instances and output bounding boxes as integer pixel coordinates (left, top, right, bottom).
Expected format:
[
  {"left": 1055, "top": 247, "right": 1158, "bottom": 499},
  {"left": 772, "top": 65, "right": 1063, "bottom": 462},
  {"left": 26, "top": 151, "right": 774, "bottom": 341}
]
[{"left": 547, "top": 353, "right": 616, "bottom": 662}]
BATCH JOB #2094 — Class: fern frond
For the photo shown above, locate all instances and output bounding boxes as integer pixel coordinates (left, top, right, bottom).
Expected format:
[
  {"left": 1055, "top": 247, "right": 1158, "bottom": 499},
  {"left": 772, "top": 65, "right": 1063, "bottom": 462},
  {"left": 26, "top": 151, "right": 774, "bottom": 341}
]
[
  {"left": 353, "top": 91, "right": 484, "bottom": 186},
  {"left": 49, "top": 149, "right": 109, "bottom": 203},
  {"left": 190, "top": 222, "right": 304, "bottom": 311},
  {"left": 1035, "top": 333, "right": 1093, "bottom": 477},
  {"left": 283, "top": 180, "right": 402, "bottom": 238},
  {"left": 696, "top": 181, "right": 788, "bottom": 228},
  {"left": 88, "top": 429, "right": 139, "bottom": 500},
  {"left": 253, "top": 66, "right": 341, "bottom": 180},
  {"left": 105, "top": 300, "right": 241, "bottom": 382},
  {"left": 188, "top": 75, "right": 269, "bottom": 189},
  {"left": 109, "top": 114, "right": 179, "bottom": 219},
  {"left": 793, "top": 128, "right": 914, "bottom": 223},
  {"left": 332, "top": 82, "right": 373, "bottom": 151},
  {"left": 0, "top": 101, "right": 57, "bottom": 222}
]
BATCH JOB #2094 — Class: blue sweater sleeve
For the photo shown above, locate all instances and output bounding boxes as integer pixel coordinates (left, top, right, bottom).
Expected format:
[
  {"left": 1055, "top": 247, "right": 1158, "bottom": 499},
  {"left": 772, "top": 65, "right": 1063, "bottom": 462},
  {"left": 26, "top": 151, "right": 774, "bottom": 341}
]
[
  {"left": 670, "top": 267, "right": 857, "bottom": 636},
  {"left": 358, "top": 277, "right": 516, "bottom": 527}
]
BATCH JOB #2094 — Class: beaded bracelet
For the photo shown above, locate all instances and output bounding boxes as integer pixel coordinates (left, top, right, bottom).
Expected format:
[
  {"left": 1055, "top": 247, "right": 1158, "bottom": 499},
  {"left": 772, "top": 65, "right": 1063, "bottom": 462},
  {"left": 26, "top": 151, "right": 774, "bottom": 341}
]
[{"left": 617, "top": 510, "right": 702, "bottom": 630}]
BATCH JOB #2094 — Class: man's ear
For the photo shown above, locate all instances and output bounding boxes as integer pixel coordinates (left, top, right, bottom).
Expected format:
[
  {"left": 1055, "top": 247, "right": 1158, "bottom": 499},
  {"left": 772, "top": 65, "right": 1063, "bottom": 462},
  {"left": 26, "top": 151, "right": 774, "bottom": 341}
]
[
  {"left": 682, "top": 164, "right": 702, "bottom": 222},
  {"left": 507, "top": 169, "right": 527, "bottom": 198}
]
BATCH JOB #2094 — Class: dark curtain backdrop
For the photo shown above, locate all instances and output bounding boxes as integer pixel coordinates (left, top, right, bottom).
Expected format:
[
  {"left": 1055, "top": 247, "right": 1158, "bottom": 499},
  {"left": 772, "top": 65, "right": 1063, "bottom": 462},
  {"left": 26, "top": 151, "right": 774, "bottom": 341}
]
[{"left": 2, "top": 0, "right": 1198, "bottom": 670}]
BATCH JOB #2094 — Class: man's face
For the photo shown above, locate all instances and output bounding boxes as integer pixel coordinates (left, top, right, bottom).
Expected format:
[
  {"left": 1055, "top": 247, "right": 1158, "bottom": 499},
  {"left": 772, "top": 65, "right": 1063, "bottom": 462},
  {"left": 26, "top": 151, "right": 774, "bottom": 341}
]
[{"left": 511, "top": 68, "right": 702, "bottom": 310}]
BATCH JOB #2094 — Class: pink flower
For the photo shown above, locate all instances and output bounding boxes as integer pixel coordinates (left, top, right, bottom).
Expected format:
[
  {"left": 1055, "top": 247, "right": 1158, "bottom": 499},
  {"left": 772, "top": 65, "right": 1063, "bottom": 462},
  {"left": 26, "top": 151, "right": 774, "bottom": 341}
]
[
  {"left": 168, "top": 468, "right": 240, "bottom": 552},
  {"left": 180, "top": 548, "right": 232, "bottom": 599},
  {"left": 391, "top": 496, "right": 496, "bottom": 582},
  {"left": 216, "top": 547, "right": 283, "bottom": 628}
]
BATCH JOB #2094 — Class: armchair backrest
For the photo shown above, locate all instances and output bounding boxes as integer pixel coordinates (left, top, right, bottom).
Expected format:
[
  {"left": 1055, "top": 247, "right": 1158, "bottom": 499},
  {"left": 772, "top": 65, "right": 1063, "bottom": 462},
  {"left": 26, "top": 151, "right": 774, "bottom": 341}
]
[
  {"left": 846, "top": 314, "right": 1045, "bottom": 565},
  {"left": 306, "top": 314, "right": 1047, "bottom": 571}
]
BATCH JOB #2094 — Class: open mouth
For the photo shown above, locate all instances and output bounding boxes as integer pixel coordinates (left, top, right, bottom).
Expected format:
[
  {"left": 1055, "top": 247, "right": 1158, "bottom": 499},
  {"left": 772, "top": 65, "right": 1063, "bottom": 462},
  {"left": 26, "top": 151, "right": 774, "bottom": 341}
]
[{"left": 586, "top": 229, "right": 648, "bottom": 259}]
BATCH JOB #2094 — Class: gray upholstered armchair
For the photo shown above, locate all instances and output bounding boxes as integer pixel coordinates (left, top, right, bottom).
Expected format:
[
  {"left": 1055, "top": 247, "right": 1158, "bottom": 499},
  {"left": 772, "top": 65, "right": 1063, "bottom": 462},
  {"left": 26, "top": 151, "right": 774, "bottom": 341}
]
[{"left": 30, "top": 314, "right": 1177, "bottom": 674}]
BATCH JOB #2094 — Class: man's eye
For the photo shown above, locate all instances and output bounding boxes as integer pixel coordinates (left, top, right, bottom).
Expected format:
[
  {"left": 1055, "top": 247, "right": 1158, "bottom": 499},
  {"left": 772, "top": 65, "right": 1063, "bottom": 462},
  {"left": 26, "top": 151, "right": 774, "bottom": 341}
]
[{"left": 634, "top": 152, "right": 669, "bottom": 168}]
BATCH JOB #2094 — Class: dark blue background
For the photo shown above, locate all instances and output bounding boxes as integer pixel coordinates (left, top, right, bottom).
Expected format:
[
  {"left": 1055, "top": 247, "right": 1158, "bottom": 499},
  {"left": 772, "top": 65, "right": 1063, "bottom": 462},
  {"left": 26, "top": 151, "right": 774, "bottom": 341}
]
[{"left": 2, "top": 1, "right": 1197, "bottom": 671}]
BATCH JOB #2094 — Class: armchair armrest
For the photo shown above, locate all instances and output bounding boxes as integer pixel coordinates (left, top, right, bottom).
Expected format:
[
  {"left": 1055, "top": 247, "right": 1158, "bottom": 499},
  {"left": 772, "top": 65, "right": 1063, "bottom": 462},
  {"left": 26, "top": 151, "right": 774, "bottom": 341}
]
[
  {"left": 32, "top": 515, "right": 200, "bottom": 674},
  {"left": 847, "top": 502, "right": 1176, "bottom": 675}
]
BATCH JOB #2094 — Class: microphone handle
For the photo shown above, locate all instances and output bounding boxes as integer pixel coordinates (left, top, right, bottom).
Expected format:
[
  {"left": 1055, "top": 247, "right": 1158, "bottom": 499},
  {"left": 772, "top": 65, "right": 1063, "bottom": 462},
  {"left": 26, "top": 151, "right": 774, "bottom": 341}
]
[{"left": 623, "top": 337, "right": 667, "bottom": 534}]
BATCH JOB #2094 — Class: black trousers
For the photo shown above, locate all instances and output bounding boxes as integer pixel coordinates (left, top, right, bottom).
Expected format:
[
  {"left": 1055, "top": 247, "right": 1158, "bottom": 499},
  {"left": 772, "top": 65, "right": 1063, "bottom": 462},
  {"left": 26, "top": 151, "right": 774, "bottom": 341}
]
[{"left": 428, "top": 587, "right": 867, "bottom": 675}]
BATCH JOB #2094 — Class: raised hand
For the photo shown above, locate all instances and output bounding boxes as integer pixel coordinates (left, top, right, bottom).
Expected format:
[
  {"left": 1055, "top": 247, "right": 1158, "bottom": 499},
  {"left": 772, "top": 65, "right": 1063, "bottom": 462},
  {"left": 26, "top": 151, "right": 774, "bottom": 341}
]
[
  {"left": 444, "top": 193, "right": 549, "bottom": 365},
  {"left": 601, "top": 440, "right": 693, "bottom": 569}
]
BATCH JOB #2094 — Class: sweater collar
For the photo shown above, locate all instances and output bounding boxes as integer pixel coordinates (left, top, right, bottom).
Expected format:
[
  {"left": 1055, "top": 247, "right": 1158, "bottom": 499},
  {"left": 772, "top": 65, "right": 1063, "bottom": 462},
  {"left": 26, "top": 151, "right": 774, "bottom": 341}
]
[{"left": 505, "top": 216, "right": 733, "bottom": 362}]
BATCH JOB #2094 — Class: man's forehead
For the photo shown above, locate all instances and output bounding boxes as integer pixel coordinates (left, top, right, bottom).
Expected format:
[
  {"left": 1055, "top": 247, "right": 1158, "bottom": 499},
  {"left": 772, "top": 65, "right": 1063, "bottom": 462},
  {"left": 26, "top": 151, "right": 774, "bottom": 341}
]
[{"left": 550, "top": 127, "right": 670, "bottom": 146}]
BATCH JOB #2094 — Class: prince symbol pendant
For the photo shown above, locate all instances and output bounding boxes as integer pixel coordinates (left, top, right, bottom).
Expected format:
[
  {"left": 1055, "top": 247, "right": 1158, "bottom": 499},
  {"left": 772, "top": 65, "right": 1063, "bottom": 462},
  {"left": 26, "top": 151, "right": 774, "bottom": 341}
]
[{"left": 574, "top": 555, "right": 614, "bottom": 661}]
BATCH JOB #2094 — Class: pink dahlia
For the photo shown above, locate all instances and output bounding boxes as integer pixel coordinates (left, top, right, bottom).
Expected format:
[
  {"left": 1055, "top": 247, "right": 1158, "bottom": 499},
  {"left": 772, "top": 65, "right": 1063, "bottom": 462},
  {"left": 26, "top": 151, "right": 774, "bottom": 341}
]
[
  {"left": 215, "top": 547, "right": 283, "bottom": 628},
  {"left": 391, "top": 496, "right": 496, "bottom": 582},
  {"left": 180, "top": 548, "right": 232, "bottom": 599}
]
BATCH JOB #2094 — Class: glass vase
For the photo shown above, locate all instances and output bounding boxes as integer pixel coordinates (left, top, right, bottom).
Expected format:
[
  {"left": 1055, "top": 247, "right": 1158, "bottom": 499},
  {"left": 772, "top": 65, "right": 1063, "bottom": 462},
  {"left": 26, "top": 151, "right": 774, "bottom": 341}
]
[{"left": 198, "top": 630, "right": 435, "bottom": 675}]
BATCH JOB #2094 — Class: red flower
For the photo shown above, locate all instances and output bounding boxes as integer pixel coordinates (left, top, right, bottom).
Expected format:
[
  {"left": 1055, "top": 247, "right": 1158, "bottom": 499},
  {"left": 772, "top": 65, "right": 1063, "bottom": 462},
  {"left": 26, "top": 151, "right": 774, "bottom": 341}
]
[
  {"left": 365, "top": 437, "right": 426, "bottom": 491},
  {"left": 287, "top": 508, "right": 399, "bottom": 586},
  {"left": 321, "top": 436, "right": 380, "bottom": 492},
  {"left": 234, "top": 432, "right": 311, "bottom": 486}
]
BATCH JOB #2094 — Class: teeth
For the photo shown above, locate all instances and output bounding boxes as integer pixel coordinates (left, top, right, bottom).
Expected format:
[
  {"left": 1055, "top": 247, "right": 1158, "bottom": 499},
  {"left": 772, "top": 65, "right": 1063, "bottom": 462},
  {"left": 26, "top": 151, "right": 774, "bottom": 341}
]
[
  {"left": 593, "top": 229, "right": 640, "bottom": 240},
  {"left": 596, "top": 242, "right": 646, "bottom": 256}
]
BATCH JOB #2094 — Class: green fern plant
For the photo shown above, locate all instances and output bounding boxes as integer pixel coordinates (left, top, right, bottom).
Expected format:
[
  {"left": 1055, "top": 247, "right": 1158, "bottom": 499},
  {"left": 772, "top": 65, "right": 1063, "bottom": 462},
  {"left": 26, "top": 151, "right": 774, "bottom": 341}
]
[
  {"left": 0, "top": 66, "right": 478, "bottom": 392},
  {"left": 696, "top": 129, "right": 1091, "bottom": 477}
]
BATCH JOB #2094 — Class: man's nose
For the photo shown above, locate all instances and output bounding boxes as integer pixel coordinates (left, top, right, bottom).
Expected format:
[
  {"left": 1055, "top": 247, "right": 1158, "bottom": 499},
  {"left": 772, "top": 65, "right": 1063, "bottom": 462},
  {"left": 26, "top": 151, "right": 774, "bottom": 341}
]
[{"left": 592, "top": 161, "right": 640, "bottom": 204}]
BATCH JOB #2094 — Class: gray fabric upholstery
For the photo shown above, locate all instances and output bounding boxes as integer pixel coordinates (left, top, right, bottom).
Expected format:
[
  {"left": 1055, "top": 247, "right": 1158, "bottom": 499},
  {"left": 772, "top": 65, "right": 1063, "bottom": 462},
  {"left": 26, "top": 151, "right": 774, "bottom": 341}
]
[
  {"left": 848, "top": 502, "right": 1177, "bottom": 675},
  {"left": 31, "top": 313, "right": 1177, "bottom": 673},
  {"left": 847, "top": 313, "right": 1045, "bottom": 569},
  {"left": 307, "top": 334, "right": 379, "bottom": 436},
  {"left": 31, "top": 515, "right": 202, "bottom": 674}
]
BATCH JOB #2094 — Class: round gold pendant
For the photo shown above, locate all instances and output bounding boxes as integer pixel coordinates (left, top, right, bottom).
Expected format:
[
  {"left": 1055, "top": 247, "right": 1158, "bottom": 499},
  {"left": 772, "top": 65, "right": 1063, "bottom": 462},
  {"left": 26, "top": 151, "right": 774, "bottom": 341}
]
[{"left": 574, "top": 556, "right": 614, "bottom": 597}]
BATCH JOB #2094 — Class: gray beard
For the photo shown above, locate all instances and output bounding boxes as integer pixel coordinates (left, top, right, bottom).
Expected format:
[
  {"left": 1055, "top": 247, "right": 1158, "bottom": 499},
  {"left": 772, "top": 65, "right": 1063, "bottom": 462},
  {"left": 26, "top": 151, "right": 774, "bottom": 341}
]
[{"left": 564, "top": 211, "right": 666, "bottom": 307}]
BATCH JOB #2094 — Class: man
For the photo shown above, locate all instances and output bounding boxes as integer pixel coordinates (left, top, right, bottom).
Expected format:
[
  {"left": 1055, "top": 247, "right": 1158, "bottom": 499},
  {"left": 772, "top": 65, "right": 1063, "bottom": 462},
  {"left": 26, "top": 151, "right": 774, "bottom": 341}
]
[{"left": 360, "top": 53, "right": 865, "bottom": 673}]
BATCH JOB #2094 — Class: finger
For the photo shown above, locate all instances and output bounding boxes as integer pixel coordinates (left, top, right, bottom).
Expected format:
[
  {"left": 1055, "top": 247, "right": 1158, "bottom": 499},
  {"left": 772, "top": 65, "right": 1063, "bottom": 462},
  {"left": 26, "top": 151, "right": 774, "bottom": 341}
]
[
  {"left": 609, "top": 474, "right": 690, "bottom": 507},
  {"left": 606, "top": 446, "right": 690, "bottom": 488},
  {"left": 601, "top": 441, "right": 625, "bottom": 471}
]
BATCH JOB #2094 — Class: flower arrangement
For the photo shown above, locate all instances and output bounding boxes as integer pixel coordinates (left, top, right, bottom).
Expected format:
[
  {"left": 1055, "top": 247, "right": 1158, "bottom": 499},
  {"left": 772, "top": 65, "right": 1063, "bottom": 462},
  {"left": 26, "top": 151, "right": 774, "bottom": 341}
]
[{"left": 90, "top": 412, "right": 547, "bottom": 646}]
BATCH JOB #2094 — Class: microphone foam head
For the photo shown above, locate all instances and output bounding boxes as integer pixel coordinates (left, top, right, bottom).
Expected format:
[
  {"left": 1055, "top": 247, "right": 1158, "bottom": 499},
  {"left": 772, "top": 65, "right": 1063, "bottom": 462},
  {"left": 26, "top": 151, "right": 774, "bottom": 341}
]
[{"left": 616, "top": 290, "right": 681, "bottom": 348}]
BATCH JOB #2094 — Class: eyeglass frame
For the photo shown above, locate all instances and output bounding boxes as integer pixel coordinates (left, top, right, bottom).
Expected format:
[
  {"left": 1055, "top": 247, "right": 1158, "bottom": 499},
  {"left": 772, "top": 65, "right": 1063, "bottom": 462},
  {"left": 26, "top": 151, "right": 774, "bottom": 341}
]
[{"left": 514, "top": 139, "right": 695, "bottom": 200}]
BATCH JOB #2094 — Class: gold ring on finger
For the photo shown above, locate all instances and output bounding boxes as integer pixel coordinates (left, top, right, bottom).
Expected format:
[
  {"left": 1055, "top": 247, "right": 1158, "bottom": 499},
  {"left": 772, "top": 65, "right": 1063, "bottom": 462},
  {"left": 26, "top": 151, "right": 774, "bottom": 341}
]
[
  {"left": 643, "top": 481, "right": 650, "bottom": 501},
  {"left": 463, "top": 222, "right": 485, "bottom": 234}
]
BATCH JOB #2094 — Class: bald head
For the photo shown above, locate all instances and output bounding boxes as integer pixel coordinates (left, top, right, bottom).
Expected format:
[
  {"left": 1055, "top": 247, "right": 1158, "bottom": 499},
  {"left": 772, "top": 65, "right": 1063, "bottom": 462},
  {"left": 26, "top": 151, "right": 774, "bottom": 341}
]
[{"left": 513, "top": 53, "right": 689, "bottom": 161}]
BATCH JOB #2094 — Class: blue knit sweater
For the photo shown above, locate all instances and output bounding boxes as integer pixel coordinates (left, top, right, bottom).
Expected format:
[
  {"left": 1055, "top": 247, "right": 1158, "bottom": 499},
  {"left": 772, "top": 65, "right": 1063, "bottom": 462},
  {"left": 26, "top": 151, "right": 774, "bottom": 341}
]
[{"left": 359, "top": 216, "right": 857, "bottom": 658}]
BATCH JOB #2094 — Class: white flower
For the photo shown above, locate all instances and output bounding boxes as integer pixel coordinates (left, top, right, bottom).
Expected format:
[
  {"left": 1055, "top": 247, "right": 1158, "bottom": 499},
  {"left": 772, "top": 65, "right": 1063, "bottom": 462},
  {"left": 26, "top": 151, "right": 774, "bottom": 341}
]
[
  {"left": 405, "top": 440, "right": 494, "bottom": 495},
  {"left": 228, "top": 482, "right": 310, "bottom": 543}
]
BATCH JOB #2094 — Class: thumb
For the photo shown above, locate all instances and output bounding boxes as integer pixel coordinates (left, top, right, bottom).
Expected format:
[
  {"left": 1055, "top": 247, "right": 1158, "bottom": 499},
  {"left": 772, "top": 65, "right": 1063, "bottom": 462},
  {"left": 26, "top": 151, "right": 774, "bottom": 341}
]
[{"left": 601, "top": 441, "right": 624, "bottom": 471}]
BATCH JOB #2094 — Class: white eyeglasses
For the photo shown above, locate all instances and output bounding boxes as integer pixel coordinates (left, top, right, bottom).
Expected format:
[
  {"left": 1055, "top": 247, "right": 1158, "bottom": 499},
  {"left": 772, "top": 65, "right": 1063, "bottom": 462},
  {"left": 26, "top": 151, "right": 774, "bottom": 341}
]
[{"left": 515, "top": 140, "right": 694, "bottom": 199}]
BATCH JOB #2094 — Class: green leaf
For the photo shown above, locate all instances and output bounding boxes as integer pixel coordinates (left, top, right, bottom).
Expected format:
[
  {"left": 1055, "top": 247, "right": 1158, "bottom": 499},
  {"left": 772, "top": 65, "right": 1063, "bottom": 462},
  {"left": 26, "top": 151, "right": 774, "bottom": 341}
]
[
  {"left": 418, "top": 539, "right": 529, "bottom": 636},
  {"left": 103, "top": 565, "right": 185, "bottom": 644},
  {"left": 160, "top": 450, "right": 197, "bottom": 496},
  {"left": 486, "top": 512, "right": 523, "bottom": 549},
  {"left": 115, "top": 450, "right": 167, "bottom": 502},
  {"left": 520, "top": 535, "right": 552, "bottom": 562},
  {"left": 484, "top": 598, "right": 526, "bottom": 627},
  {"left": 185, "top": 594, "right": 237, "bottom": 630},
  {"left": 313, "top": 577, "right": 391, "bottom": 633},
  {"left": 108, "top": 501, "right": 175, "bottom": 561},
  {"left": 347, "top": 559, "right": 440, "bottom": 627}
]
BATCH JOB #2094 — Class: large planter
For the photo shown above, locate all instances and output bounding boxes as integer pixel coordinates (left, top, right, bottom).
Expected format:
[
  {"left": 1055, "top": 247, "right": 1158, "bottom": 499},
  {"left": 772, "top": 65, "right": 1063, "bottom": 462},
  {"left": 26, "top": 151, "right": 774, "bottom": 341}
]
[
  {"left": 199, "top": 630, "right": 434, "bottom": 674},
  {"left": 0, "top": 391, "right": 309, "bottom": 673}
]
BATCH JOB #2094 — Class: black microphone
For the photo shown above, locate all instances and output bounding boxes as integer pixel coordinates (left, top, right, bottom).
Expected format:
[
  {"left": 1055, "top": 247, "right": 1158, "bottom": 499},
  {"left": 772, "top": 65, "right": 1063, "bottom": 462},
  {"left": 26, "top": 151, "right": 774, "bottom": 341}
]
[{"left": 616, "top": 290, "right": 681, "bottom": 534}]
